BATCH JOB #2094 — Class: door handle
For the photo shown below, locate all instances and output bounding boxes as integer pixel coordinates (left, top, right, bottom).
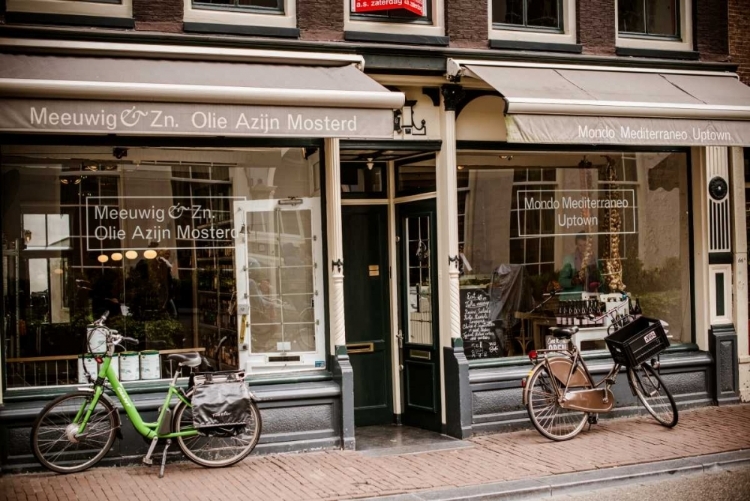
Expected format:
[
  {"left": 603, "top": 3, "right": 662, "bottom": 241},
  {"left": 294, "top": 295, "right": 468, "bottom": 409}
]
[{"left": 346, "top": 342, "right": 374, "bottom": 354}]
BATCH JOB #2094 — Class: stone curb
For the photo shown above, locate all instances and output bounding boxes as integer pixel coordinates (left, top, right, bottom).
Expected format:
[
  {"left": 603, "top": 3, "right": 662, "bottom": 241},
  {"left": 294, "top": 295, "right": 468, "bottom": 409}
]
[{"left": 359, "top": 449, "right": 750, "bottom": 501}]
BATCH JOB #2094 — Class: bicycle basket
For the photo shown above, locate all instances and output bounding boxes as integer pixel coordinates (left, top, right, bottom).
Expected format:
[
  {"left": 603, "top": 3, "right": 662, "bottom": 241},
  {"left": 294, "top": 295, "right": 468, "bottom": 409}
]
[
  {"left": 604, "top": 316, "right": 669, "bottom": 367},
  {"left": 191, "top": 378, "right": 252, "bottom": 434}
]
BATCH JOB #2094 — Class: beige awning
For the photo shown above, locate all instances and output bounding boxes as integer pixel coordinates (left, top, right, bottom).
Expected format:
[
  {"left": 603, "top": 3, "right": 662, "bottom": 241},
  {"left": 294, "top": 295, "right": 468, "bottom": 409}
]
[
  {"left": 0, "top": 50, "right": 405, "bottom": 138},
  {"left": 448, "top": 59, "right": 750, "bottom": 146}
]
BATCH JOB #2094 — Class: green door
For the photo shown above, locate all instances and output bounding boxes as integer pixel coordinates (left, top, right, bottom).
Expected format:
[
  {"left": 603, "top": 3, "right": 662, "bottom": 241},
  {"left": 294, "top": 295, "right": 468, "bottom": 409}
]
[
  {"left": 397, "top": 199, "right": 441, "bottom": 432},
  {"left": 342, "top": 205, "right": 393, "bottom": 426}
]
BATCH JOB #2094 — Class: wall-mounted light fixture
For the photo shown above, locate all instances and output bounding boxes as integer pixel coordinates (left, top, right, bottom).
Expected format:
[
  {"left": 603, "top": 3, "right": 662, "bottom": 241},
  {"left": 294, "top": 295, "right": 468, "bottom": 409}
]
[
  {"left": 394, "top": 99, "right": 426, "bottom": 136},
  {"left": 23, "top": 229, "right": 32, "bottom": 243},
  {"left": 366, "top": 158, "right": 375, "bottom": 170}
]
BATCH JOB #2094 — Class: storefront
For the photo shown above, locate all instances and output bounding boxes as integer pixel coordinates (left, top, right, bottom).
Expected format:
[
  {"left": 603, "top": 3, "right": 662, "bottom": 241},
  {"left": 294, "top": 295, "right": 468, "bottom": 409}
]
[
  {"left": 434, "top": 60, "right": 750, "bottom": 435},
  {"left": 0, "top": 40, "right": 404, "bottom": 469},
  {"left": 2, "top": 39, "right": 749, "bottom": 468}
]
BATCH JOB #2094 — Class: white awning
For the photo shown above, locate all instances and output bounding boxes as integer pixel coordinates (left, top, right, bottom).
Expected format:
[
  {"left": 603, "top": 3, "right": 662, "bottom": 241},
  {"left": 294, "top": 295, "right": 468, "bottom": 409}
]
[
  {"left": 0, "top": 46, "right": 405, "bottom": 139},
  {"left": 448, "top": 59, "right": 750, "bottom": 146}
]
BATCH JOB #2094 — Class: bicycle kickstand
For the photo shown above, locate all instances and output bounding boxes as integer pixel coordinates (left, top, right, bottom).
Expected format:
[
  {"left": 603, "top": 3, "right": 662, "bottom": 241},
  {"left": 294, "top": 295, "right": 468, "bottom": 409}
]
[
  {"left": 158, "top": 439, "right": 171, "bottom": 478},
  {"left": 143, "top": 437, "right": 158, "bottom": 466}
]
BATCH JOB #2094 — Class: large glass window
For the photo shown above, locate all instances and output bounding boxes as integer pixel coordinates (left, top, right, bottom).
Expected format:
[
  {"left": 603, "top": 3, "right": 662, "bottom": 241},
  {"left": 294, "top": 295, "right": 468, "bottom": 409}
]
[
  {"left": 457, "top": 151, "right": 691, "bottom": 360},
  {"left": 618, "top": 0, "right": 678, "bottom": 37},
  {"left": 492, "top": 0, "right": 562, "bottom": 31},
  {"left": 1, "top": 146, "right": 323, "bottom": 388}
]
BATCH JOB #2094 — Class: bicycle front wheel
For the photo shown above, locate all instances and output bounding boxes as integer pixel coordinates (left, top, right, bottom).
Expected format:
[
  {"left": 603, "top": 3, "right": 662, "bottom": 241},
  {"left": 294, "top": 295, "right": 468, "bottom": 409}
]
[
  {"left": 173, "top": 393, "right": 261, "bottom": 468},
  {"left": 526, "top": 364, "right": 589, "bottom": 441},
  {"left": 628, "top": 362, "right": 678, "bottom": 427},
  {"left": 31, "top": 391, "right": 118, "bottom": 473}
]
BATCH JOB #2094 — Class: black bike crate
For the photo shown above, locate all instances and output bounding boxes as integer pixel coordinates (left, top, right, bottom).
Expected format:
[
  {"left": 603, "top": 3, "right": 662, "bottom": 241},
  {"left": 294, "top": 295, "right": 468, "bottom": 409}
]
[{"left": 605, "top": 316, "right": 670, "bottom": 367}]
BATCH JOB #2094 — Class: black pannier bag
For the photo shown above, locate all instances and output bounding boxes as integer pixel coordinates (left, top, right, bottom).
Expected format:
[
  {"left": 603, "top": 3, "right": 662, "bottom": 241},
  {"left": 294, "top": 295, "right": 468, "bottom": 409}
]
[{"left": 191, "top": 379, "right": 252, "bottom": 436}]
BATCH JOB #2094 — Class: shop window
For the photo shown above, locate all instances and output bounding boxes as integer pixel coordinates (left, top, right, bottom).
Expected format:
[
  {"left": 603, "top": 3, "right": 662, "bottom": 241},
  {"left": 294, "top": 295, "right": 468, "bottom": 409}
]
[
  {"left": 6, "top": 0, "right": 132, "bottom": 18},
  {"left": 183, "top": 0, "right": 296, "bottom": 29},
  {"left": 341, "top": 162, "right": 387, "bottom": 197},
  {"left": 345, "top": 0, "right": 444, "bottom": 37},
  {"left": 509, "top": 168, "right": 557, "bottom": 276},
  {"left": 616, "top": 0, "right": 691, "bottom": 52},
  {"left": 456, "top": 151, "right": 691, "bottom": 360},
  {"left": 396, "top": 156, "right": 437, "bottom": 197},
  {"left": 489, "top": 0, "right": 575, "bottom": 45},
  {"left": 1, "top": 146, "right": 323, "bottom": 388}
]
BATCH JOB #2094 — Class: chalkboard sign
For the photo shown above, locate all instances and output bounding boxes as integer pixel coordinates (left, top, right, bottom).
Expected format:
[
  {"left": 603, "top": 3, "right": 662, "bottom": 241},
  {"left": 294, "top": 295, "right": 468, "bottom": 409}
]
[{"left": 460, "top": 288, "right": 500, "bottom": 359}]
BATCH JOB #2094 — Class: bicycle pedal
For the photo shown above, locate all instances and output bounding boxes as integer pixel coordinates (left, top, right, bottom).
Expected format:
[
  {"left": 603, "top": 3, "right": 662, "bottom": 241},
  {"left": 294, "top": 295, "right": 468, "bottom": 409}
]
[{"left": 587, "top": 414, "right": 599, "bottom": 425}]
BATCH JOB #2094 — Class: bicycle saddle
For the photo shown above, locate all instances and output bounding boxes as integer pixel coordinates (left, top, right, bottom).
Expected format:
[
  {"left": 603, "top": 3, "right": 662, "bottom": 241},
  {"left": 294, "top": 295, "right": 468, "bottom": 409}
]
[
  {"left": 548, "top": 326, "right": 579, "bottom": 339},
  {"left": 167, "top": 352, "right": 202, "bottom": 367}
]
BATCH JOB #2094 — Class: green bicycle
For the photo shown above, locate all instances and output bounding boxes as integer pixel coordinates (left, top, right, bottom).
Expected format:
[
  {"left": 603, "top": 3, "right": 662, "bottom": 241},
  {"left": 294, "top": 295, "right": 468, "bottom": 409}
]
[{"left": 30, "top": 312, "right": 261, "bottom": 476}]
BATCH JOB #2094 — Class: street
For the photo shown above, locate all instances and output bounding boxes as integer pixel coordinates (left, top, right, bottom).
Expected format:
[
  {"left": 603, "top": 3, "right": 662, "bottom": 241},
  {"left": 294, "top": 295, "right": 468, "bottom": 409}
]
[{"left": 549, "top": 464, "right": 750, "bottom": 501}]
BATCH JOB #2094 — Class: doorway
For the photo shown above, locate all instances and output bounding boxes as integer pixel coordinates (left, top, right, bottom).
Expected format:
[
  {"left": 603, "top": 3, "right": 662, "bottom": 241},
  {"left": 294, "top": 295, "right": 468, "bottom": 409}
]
[
  {"left": 396, "top": 199, "right": 441, "bottom": 432},
  {"left": 342, "top": 205, "right": 393, "bottom": 426}
]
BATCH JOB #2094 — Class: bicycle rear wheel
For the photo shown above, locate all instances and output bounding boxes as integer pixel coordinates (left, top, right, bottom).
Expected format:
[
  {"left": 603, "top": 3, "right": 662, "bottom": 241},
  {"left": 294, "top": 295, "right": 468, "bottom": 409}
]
[
  {"left": 526, "top": 364, "right": 589, "bottom": 441},
  {"left": 628, "top": 362, "right": 678, "bottom": 427},
  {"left": 173, "top": 392, "right": 261, "bottom": 468},
  {"left": 31, "top": 391, "right": 118, "bottom": 473}
]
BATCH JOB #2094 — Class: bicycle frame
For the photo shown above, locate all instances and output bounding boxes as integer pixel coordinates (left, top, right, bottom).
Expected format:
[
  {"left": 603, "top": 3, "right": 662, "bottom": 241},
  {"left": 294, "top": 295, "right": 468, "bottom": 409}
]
[
  {"left": 76, "top": 353, "right": 198, "bottom": 440},
  {"left": 526, "top": 345, "right": 623, "bottom": 412}
]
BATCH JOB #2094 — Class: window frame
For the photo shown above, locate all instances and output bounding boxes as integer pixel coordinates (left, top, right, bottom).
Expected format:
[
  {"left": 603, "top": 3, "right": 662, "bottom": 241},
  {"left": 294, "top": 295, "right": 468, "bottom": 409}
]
[
  {"left": 616, "top": 0, "right": 692, "bottom": 52},
  {"left": 344, "top": 0, "right": 445, "bottom": 37},
  {"left": 184, "top": 0, "right": 296, "bottom": 29},
  {"left": 491, "top": 0, "right": 565, "bottom": 35},
  {"left": 6, "top": 0, "right": 132, "bottom": 18},
  {"left": 488, "top": 0, "right": 576, "bottom": 46},
  {"left": 192, "top": 0, "right": 284, "bottom": 16}
]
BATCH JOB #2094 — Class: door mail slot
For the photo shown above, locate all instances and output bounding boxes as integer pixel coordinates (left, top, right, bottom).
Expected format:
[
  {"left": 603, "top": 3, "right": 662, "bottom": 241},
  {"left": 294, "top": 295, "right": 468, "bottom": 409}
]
[
  {"left": 368, "top": 265, "right": 379, "bottom": 276},
  {"left": 346, "top": 342, "right": 374, "bottom": 354},
  {"left": 410, "top": 349, "right": 431, "bottom": 360}
]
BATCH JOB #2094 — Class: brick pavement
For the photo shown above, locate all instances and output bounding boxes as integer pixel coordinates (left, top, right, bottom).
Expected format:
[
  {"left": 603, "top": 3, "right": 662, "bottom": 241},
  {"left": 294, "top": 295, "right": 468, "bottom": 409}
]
[{"left": 2, "top": 404, "right": 750, "bottom": 501}]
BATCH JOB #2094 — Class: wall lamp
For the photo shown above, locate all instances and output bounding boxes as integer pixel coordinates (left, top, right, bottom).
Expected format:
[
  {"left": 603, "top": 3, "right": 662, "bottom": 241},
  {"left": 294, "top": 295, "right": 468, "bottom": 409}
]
[{"left": 394, "top": 100, "right": 426, "bottom": 136}]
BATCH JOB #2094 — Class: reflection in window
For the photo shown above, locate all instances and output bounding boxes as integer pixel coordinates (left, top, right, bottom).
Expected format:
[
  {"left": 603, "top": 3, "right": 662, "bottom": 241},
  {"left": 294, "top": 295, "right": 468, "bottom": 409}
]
[
  {"left": 457, "top": 152, "right": 691, "bottom": 360},
  {"left": 493, "top": 0, "right": 562, "bottom": 30},
  {"left": 23, "top": 214, "right": 71, "bottom": 250},
  {"left": 618, "top": 0, "right": 678, "bottom": 37}
]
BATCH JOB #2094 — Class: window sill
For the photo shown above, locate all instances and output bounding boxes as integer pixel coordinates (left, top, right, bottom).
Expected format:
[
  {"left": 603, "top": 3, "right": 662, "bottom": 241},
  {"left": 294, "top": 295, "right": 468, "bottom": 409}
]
[
  {"left": 344, "top": 31, "right": 449, "bottom": 46},
  {"left": 615, "top": 46, "right": 700, "bottom": 61},
  {"left": 183, "top": 22, "right": 299, "bottom": 39},
  {"left": 490, "top": 39, "right": 582, "bottom": 54},
  {"left": 5, "top": 11, "right": 134, "bottom": 29}
]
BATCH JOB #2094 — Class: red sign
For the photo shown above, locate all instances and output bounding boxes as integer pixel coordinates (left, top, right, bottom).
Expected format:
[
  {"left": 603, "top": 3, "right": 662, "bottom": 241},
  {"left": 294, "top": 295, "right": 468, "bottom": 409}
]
[{"left": 352, "top": 0, "right": 425, "bottom": 16}]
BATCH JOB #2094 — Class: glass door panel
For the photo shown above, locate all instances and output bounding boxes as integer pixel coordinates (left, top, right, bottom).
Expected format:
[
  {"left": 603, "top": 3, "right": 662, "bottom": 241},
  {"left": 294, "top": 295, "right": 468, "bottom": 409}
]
[
  {"left": 234, "top": 198, "right": 323, "bottom": 370},
  {"left": 405, "top": 214, "right": 433, "bottom": 346}
]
